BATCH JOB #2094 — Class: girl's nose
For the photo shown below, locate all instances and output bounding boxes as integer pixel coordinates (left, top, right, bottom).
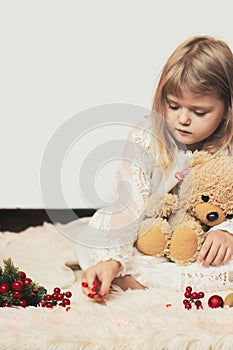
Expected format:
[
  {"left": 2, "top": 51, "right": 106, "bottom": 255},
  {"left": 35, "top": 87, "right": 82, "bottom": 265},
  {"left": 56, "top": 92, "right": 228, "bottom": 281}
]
[{"left": 178, "top": 109, "right": 191, "bottom": 125}]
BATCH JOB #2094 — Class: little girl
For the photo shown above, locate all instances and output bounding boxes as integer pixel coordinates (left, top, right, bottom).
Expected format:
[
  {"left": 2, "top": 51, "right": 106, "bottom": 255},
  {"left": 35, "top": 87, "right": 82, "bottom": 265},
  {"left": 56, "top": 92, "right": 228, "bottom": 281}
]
[{"left": 76, "top": 35, "right": 233, "bottom": 300}]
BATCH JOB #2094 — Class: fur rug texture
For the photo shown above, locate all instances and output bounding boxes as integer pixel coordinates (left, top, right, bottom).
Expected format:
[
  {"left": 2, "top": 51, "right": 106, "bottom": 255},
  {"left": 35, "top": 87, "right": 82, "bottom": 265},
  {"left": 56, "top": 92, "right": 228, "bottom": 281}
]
[{"left": 1, "top": 223, "right": 233, "bottom": 350}]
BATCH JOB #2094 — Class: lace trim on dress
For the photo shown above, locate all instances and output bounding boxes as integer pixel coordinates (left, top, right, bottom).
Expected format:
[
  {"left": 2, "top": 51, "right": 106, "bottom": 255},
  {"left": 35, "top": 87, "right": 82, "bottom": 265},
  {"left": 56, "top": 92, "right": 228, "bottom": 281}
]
[
  {"left": 131, "top": 163, "right": 151, "bottom": 211},
  {"left": 177, "top": 264, "right": 232, "bottom": 292},
  {"left": 88, "top": 210, "right": 103, "bottom": 229},
  {"left": 87, "top": 244, "right": 134, "bottom": 277},
  {"left": 131, "top": 127, "right": 153, "bottom": 207}
]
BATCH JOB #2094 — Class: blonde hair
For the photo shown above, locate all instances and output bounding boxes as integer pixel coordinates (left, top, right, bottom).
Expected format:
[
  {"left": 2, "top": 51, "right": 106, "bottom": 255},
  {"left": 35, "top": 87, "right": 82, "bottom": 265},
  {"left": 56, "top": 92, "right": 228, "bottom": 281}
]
[{"left": 151, "top": 35, "right": 233, "bottom": 170}]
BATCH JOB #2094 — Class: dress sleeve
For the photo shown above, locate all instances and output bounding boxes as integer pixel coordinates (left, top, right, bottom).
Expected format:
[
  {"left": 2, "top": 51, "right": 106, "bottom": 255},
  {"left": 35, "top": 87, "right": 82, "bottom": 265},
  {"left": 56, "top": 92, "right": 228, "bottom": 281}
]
[
  {"left": 75, "top": 122, "right": 154, "bottom": 272},
  {"left": 208, "top": 220, "right": 233, "bottom": 234}
]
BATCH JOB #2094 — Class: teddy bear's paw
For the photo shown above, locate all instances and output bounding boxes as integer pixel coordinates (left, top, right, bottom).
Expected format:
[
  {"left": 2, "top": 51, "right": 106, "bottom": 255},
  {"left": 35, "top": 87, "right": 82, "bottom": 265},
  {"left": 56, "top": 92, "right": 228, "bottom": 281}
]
[
  {"left": 135, "top": 226, "right": 167, "bottom": 256},
  {"left": 168, "top": 227, "right": 199, "bottom": 264}
]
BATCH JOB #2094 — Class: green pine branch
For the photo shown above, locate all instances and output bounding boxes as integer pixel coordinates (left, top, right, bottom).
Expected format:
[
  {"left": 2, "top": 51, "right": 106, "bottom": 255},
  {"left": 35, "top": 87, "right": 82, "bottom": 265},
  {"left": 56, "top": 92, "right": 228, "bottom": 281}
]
[{"left": 0, "top": 257, "right": 47, "bottom": 307}]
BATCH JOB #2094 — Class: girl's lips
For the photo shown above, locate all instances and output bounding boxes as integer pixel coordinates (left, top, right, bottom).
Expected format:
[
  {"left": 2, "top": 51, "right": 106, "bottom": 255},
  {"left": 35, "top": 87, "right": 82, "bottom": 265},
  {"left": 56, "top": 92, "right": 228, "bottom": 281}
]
[{"left": 176, "top": 128, "right": 192, "bottom": 135}]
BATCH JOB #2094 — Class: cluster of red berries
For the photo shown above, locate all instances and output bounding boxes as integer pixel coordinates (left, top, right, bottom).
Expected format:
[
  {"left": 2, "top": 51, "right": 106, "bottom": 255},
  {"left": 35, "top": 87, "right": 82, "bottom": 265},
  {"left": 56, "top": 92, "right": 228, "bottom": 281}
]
[
  {"left": 0, "top": 259, "right": 73, "bottom": 309},
  {"left": 81, "top": 280, "right": 104, "bottom": 300},
  {"left": 183, "top": 286, "right": 205, "bottom": 310},
  {"left": 0, "top": 271, "right": 38, "bottom": 308},
  {"left": 40, "top": 287, "right": 72, "bottom": 308}
]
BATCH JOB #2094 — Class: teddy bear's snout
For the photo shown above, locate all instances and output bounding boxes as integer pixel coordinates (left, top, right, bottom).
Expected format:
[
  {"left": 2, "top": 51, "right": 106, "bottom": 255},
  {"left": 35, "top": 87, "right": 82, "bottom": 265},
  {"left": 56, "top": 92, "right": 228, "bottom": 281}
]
[
  {"left": 206, "top": 212, "right": 219, "bottom": 222},
  {"left": 195, "top": 202, "right": 226, "bottom": 226}
]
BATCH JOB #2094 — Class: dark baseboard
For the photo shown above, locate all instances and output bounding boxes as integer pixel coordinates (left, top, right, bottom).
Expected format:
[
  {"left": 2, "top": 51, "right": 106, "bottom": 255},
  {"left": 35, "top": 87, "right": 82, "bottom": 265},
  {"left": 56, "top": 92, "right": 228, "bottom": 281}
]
[{"left": 0, "top": 208, "right": 97, "bottom": 232}]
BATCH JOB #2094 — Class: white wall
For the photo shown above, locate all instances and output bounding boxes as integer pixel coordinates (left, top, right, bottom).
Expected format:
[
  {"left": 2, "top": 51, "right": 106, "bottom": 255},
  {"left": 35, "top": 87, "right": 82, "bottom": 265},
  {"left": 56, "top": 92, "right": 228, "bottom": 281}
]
[{"left": 1, "top": 0, "right": 232, "bottom": 208}]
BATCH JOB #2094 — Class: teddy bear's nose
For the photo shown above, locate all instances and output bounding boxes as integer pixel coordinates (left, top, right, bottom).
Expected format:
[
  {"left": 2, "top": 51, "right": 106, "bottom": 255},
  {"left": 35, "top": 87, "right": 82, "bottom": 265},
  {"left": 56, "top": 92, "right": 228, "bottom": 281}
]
[{"left": 206, "top": 212, "right": 219, "bottom": 222}]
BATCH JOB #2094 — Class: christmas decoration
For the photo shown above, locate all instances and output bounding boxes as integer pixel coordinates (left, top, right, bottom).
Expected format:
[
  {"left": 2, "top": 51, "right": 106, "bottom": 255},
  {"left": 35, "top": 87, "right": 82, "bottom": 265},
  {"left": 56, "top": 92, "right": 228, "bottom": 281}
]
[
  {"left": 88, "top": 280, "right": 104, "bottom": 300},
  {"left": 182, "top": 286, "right": 204, "bottom": 310},
  {"left": 0, "top": 258, "right": 47, "bottom": 307},
  {"left": 40, "top": 287, "right": 72, "bottom": 308},
  {"left": 223, "top": 293, "right": 233, "bottom": 307},
  {"left": 0, "top": 258, "right": 73, "bottom": 309},
  {"left": 182, "top": 286, "right": 228, "bottom": 310},
  {"left": 81, "top": 280, "right": 104, "bottom": 300},
  {"left": 208, "top": 295, "right": 224, "bottom": 309}
]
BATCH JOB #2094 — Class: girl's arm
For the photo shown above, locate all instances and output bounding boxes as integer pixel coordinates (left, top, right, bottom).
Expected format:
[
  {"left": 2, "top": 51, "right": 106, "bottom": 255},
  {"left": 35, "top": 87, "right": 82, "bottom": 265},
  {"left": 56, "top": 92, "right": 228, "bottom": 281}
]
[
  {"left": 197, "top": 220, "right": 233, "bottom": 266},
  {"left": 198, "top": 144, "right": 233, "bottom": 267},
  {"left": 76, "top": 122, "right": 154, "bottom": 296}
]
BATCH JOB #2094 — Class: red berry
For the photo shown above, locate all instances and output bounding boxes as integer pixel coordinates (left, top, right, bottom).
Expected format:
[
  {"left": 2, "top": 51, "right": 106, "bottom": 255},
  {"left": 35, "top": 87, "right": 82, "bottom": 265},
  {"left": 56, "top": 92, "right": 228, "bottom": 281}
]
[
  {"left": 0, "top": 283, "right": 10, "bottom": 294},
  {"left": 92, "top": 280, "right": 98, "bottom": 287},
  {"left": 81, "top": 282, "right": 88, "bottom": 288},
  {"left": 23, "top": 278, "right": 32, "bottom": 285},
  {"left": 40, "top": 300, "right": 46, "bottom": 307},
  {"left": 2, "top": 301, "right": 11, "bottom": 307},
  {"left": 91, "top": 286, "right": 97, "bottom": 292},
  {"left": 45, "top": 294, "right": 53, "bottom": 301},
  {"left": 88, "top": 293, "right": 95, "bottom": 299},
  {"left": 12, "top": 280, "right": 24, "bottom": 291},
  {"left": 46, "top": 302, "right": 53, "bottom": 308},
  {"left": 191, "top": 292, "right": 199, "bottom": 299},
  {"left": 57, "top": 293, "right": 64, "bottom": 301},
  {"left": 183, "top": 299, "right": 190, "bottom": 305},
  {"left": 19, "top": 271, "right": 26, "bottom": 280},
  {"left": 195, "top": 300, "right": 203, "bottom": 309},
  {"left": 185, "top": 303, "right": 192, "bottom": 310},
  {"left": 185, "top": 286, "right": 192, "bottom": 292},
  {"left": 198, "top": 291, "right": 205, "bottom": 298},
  {"left": 19, "top": 299, "right": 27, "bottom": 307},
  {"left": 65, "top": 291, "right": 72, "bottom": 298},
  {"left": 53, "top": 287, "right": 61, "bottom": 294},
  {"left": 63, "top": 298, "right": 70, "bottom": 305},
  {"left": 52, "top": 293, "right": 58, "bottom": 300},
  {"left": 97, "top": 293, "right": 104, "bottom": 299},
  {"left": 184, "top": 291, "right": 191, "bottom": 298},
  {"left": 13, "top": 291, "right": 23, "bottom": 299}
]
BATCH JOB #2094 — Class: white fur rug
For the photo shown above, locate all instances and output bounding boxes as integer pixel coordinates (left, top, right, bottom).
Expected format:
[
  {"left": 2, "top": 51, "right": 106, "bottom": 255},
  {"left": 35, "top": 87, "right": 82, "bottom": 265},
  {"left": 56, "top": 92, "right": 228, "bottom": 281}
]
[{"left": 1, "top": 223, "right": 233, "bottom": 350}]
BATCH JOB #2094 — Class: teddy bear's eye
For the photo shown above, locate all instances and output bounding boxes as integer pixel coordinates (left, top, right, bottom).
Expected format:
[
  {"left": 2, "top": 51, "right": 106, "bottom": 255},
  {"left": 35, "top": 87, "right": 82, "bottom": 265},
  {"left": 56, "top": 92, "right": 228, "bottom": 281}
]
[
  {"left": 226, "top": 214, "right": 233, "bottom": 220},
  {"left": 201, "top": 195, "right": 209, "bottom": 202}
]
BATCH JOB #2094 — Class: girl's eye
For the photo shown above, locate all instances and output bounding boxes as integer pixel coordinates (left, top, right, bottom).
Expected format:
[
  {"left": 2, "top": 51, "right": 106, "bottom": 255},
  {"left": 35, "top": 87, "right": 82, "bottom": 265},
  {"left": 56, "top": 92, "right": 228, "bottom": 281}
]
[
  {"left": 168, "top": 103, "right": 179, "bottom": 110},
  {"left": 194, "top": 111, "right": 206, "bottom": 117}
]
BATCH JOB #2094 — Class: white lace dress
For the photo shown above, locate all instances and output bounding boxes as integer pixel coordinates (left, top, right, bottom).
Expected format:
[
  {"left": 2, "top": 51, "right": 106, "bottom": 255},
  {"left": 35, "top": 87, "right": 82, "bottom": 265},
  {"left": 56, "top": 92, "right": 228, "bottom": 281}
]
[{"left": 74, "top": 118, "right": 233, "bottom": 292}]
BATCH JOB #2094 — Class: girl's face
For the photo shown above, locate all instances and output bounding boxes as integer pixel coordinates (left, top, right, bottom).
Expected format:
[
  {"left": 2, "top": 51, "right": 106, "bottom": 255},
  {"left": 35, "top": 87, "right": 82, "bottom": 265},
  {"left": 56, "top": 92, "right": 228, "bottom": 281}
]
[{"left": 164, "top": 90, "right": 225, "bottom": 151}]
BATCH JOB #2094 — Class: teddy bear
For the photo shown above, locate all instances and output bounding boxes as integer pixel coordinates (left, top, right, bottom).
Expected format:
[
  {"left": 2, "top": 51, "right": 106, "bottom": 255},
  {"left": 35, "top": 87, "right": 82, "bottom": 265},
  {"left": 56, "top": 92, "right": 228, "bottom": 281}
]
[{"left": 135, "top": 151, "right": 233, "bottom": 265}]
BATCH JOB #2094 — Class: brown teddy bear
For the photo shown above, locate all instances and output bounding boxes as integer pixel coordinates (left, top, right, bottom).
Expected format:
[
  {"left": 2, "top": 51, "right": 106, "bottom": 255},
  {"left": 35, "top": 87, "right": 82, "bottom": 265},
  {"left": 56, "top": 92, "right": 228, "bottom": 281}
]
[{"left": 135, "top": 151, "right": 233, "bottom": 265}]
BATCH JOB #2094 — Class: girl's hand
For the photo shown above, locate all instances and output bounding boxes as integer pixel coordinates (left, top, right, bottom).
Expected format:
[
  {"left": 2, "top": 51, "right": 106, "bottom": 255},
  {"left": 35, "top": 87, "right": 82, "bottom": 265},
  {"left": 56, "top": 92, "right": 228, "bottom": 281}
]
[
  {"left": 81, "top": 260, "right": 122, "bottom": 301},
  {"left": 197, "top": 230, "right": 233, "bottom": 267}
]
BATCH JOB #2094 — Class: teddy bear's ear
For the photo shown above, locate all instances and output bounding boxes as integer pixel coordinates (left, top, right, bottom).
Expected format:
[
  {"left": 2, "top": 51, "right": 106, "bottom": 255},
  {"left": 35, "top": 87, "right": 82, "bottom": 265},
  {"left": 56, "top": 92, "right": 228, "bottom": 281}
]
[{"left": 189, "top": 150, "right": 213, "bottom": 167}]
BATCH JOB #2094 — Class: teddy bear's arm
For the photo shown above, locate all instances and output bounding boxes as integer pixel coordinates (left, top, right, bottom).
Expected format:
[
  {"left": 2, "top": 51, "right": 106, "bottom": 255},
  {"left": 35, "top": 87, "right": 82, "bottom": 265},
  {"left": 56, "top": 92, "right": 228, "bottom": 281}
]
[{"left": 144, "top": 193, "right": 178, "bottom": 218}]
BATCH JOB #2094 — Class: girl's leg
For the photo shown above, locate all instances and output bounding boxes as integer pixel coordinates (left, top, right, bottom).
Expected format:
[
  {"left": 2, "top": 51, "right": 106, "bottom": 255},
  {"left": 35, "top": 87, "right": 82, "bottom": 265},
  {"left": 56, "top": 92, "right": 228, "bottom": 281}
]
[{"left": 112, "top": 275, "right": 146, "bottom": 291}]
